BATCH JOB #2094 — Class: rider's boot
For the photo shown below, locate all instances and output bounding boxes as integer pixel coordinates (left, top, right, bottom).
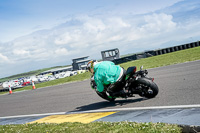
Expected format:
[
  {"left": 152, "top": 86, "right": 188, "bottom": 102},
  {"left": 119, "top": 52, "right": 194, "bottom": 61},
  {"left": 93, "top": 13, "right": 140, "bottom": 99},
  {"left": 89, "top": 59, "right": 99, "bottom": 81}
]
[{"left": 120, "top": 89, "right": 128, "bottom": 98}]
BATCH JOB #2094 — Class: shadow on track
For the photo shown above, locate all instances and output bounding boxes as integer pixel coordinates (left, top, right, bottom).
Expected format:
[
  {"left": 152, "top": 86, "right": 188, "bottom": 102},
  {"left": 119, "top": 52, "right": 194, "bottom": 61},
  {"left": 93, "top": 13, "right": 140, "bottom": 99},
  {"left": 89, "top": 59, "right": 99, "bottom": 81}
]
[{"left": 73, "top": 98, "right": 147, "bottom": 112}]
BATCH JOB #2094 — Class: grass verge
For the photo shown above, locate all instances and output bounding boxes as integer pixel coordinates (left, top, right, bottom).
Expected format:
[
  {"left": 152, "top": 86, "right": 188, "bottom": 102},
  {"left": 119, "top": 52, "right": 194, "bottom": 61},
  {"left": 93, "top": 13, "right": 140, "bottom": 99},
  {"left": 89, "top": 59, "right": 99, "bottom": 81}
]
[
  {"left": 1, "top": 46, "right": 200, "bottom": 95},
  {"left": 0, "top": 122, "right": 182, "bottom": 133},
  {"left": 120, "top": 45, "right": 200, "bottom": 70}
]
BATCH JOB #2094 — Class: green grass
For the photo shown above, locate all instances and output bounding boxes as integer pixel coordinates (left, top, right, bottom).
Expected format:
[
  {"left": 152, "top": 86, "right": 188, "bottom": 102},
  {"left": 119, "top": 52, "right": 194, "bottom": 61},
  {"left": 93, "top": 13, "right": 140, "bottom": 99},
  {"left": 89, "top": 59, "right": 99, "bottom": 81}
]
[
  {"left": 120, "top": 46, "right": 200, "bottom": 70},
  {"left": 1, "top": 46, "right": 200, "bottom": 95},
  {"left": 0, "top": 122, "right": 182, "bottom": 133}
]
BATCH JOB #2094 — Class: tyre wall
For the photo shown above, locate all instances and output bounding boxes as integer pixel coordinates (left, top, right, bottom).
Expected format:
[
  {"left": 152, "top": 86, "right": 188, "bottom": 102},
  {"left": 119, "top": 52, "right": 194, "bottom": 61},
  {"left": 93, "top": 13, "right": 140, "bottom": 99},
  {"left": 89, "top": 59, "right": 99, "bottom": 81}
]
[
  {"left": 114, "top": 41, "right": 200, "bottom": 65},
  {"left": 153, "top": 41, "right": 199, "bottom": 56}
]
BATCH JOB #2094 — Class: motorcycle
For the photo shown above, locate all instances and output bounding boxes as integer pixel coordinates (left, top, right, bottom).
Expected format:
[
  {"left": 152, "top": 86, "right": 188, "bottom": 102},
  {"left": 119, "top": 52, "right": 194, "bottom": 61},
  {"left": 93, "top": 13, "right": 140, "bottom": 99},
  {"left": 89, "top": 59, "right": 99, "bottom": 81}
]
[{"left": 90, "top": 66, "right": 159, "bottom": 102}]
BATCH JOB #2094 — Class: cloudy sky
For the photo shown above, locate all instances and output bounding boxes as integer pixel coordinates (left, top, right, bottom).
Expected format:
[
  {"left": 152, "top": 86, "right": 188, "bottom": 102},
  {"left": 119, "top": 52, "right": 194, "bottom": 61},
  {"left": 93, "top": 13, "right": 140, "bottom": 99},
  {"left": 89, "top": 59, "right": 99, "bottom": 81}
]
[{"left": 0, "top": 0, "right": 200, "bottom": 78}]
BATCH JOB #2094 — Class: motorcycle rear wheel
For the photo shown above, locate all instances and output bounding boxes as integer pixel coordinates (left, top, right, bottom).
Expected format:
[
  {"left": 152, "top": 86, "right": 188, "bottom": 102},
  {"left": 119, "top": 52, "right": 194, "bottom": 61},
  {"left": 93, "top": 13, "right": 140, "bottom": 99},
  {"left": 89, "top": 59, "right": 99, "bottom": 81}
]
[{"left": 137, "top": 78, "right": 159, "bottom": 98}]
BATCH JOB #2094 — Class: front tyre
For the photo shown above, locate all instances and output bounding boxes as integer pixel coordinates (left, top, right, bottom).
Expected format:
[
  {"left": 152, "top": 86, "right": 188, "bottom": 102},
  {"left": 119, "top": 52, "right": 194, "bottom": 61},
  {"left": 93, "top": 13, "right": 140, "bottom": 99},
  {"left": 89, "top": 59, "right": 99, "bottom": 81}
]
[
  {"left": 95, "top": 90, "right": 116, "bottom": 102},
  {"left": 137, "top": 78, "right": 159, "bottom": 98}
]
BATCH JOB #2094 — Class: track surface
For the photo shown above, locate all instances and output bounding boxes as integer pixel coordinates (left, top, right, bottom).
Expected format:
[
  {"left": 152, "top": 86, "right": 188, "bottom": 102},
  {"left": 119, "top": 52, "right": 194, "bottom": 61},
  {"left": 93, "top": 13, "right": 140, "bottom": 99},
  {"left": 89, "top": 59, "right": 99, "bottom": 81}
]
[{"left": 0, "top": 60, "right": 200, "bottom": 117}]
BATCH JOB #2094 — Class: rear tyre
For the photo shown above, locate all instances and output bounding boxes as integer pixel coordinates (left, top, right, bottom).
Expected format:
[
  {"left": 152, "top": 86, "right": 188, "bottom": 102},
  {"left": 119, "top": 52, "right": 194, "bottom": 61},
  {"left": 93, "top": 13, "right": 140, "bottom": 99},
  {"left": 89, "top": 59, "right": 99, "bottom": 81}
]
[{"left": 137, "top": 78, "right": 159, "bottom": 98}]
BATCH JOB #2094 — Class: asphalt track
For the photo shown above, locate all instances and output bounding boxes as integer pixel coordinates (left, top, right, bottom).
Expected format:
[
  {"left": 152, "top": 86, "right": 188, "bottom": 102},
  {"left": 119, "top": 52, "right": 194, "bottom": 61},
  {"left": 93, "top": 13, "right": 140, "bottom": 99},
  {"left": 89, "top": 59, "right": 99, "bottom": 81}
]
[{"left": 0, "top": 60, "right": 200, "bottom": 126}]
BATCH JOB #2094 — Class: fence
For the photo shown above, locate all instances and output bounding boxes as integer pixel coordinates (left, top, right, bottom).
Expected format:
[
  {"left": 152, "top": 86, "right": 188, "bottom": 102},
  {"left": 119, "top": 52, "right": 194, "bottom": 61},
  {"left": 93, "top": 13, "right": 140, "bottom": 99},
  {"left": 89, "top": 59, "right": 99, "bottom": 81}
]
[{"left": 113, "top": 41, "right": 200, "bottom": 65}]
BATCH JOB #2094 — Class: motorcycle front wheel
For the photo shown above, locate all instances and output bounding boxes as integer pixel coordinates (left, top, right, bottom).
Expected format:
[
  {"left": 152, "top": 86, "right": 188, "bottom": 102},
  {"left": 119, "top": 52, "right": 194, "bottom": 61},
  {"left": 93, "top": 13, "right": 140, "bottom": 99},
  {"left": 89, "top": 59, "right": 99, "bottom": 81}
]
[{"left": 96, "top": 90, "right": 116, "bottom": 102}]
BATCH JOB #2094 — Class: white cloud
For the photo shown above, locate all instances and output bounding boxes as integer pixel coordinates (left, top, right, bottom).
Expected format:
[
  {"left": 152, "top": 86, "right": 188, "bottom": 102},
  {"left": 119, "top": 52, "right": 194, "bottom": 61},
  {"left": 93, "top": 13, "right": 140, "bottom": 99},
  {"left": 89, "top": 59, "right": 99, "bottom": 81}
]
[
  {"left": 54, "top": 32, "right": 72, "bottom": 45},
  {"left": 1, "top": 12, "right": 196, "bottom": 64},
  {"left": 141, "top": 13, "right": 177, "bottom": 33},
  {"left": 54, "top": 48, "right": 80, "bottom": 58},
  {"left": 109, "top": 35, "right": 123, "bottom": 42},
  {"left": 0, "top": 53, "right": 10, "bottom": 63},
  {"left": 31, "top": 48, "right": 53, "bottom": 61},
  {"left": 13, "top": 49, "right": 30, "bottom": 55},
  {"left": 83, "top": 18, "right": 106, "bottom": 33},
  {"left": 55, "top": 48, "right": 69, "bottom": 55},
  {"left": 107, "top": 17, "right": 131, "bottom": 28}
]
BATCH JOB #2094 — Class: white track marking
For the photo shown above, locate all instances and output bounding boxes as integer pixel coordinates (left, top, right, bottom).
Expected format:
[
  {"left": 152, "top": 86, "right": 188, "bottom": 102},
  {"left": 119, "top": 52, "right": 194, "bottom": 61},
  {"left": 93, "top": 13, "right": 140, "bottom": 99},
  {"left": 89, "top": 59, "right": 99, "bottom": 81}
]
[
  {"left": 0, "top": 112, "right": 66, "bottom": 119},
  {"left": 1, "top": 104, "right": 200, "bottom": 119},
  {"left": 77, "top": 104, "right": 200, "bottom": 113}
]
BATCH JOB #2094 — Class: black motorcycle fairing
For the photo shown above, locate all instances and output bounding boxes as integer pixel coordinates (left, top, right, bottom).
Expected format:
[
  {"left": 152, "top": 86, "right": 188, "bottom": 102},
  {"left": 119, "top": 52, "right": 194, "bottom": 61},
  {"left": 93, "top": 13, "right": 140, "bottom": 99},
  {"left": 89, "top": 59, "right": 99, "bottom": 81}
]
[{"left": 126, "top": 66, "right": 137, "bottom": 75}]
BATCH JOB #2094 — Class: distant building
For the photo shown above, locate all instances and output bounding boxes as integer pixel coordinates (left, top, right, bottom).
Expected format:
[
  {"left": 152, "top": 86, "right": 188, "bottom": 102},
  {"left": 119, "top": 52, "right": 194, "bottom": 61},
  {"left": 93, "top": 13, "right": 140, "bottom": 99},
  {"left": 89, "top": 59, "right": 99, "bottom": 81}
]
[
  {"left": 40, "top": 66, "right": 73, "bottom": 75},
  {"left": 72, "top": 56, "right": 90, "bottom": 70},
  {"left": 101, "top": 48, "right": 120, "bottom": 61}
]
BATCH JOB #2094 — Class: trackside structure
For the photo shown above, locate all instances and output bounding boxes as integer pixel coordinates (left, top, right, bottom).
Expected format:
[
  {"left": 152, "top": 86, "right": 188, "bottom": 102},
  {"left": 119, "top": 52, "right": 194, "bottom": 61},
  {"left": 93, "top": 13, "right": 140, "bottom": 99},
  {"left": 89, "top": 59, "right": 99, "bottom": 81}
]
[
  {"left": 72, "top": 56, "right": 90, "bottom": 70},
  {"left": 39, "top": 66, "right": 73, "bottom": 75},
  {"left": 101, "top": 48, "right": 120, "bottom": 61}
]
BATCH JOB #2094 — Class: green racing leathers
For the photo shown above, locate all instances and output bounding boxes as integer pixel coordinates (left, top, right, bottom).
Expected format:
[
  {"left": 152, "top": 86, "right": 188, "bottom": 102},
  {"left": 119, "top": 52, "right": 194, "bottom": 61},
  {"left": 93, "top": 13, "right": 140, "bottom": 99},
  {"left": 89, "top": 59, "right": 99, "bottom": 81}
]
[{"left": 93, "top": 61, "right": 121, "bottom": 92}]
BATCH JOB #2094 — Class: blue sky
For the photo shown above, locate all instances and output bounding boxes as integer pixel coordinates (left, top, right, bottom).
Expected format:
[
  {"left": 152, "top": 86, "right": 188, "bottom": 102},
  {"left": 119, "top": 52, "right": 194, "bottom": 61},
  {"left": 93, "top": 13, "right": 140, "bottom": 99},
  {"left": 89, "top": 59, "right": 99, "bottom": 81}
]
[{"left": 0, "top": 0, "right": 200, "bottom": 78}]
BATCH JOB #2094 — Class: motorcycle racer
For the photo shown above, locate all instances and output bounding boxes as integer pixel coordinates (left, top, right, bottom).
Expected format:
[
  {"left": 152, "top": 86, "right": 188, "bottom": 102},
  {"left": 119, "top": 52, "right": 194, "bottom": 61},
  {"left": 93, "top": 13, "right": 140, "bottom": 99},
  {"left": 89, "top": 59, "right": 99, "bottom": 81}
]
[{"left": 87, "top": 60, "right": 126, "bottom": 97}]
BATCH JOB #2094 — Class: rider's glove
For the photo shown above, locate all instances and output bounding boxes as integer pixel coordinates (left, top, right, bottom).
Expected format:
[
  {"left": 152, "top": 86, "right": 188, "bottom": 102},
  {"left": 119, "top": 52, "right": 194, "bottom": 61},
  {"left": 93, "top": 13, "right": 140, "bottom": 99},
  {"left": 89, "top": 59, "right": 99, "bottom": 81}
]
[{"left": 91, "top": 81, "right": 97, "bottom": 90}]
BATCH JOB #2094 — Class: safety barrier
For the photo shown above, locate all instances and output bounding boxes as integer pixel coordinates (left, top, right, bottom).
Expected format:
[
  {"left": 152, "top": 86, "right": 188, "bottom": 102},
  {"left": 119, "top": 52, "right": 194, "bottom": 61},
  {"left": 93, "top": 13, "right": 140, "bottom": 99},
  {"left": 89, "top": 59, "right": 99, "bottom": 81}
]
[
  {"left": 154, "top": 41, "right": 199, "bottom": 56},
  {"left": 114, "top": 41, "right": 200, "bottom": 65},
  {"left": 113, "top": 55, "right": 137, "bottom": 64}
]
